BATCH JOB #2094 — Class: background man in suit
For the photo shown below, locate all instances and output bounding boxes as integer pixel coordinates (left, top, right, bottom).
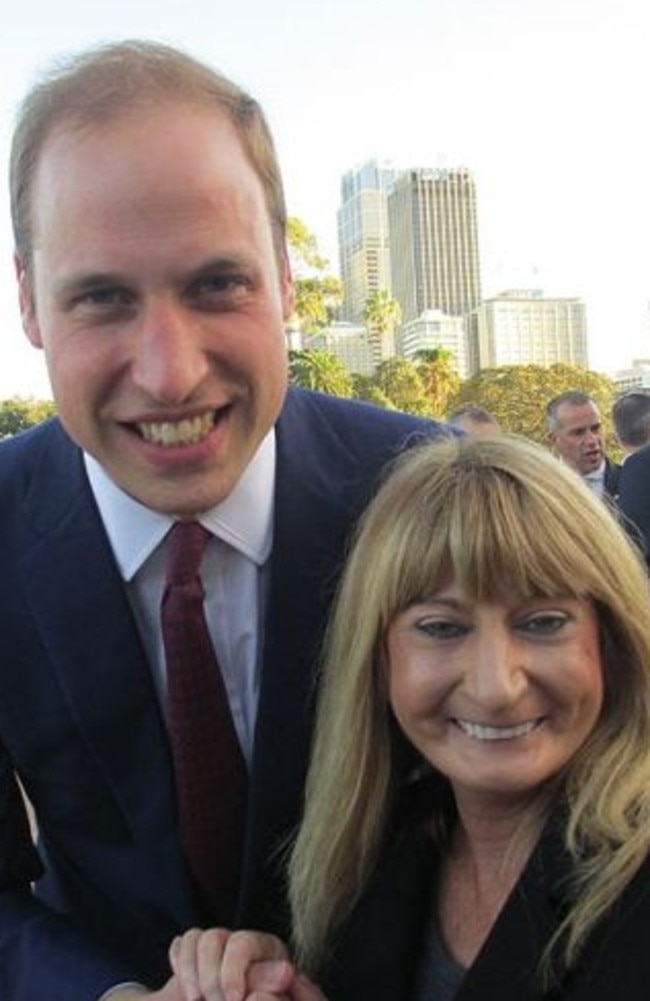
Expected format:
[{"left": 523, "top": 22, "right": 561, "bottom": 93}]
[
  {"left": 0, "top": 40, "right": 445, "bottom": 1001},
  {"left": 546, "top": 391, "right": 620, "bottom": 500},
  {"left": 615, "top": 395, "right": 650, "bottom": 562},
  {"left": 612, "top": 391, "right": 650, "bottom": 459}
]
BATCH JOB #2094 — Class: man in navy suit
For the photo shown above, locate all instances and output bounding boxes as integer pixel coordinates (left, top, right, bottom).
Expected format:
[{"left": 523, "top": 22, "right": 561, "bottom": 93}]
[{"left": 0, "top": 40, "right": 445, "bottom": 1001}]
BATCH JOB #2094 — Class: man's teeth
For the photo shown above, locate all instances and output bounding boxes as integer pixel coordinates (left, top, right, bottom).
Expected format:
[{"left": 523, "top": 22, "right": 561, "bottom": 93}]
[
  {"left": 137, "top": 413, "right": 215, "bottom": 446},
  {"left": 455, "top": 719, "right": 540, "bottom": 741}
]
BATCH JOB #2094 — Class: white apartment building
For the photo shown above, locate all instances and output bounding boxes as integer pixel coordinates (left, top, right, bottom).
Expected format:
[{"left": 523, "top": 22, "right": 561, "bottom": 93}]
[
  {"left": 397, "top": 310, "right": 470, "bottom": 379},
  {"left": 310, "top": 322, "right": 376, "bottom": 376},
  {"left": 474, "top": 290, "right": 588, "bottom": 369},
  {"left": 613, "top": 359, "right": 650, "bottom": 392}
]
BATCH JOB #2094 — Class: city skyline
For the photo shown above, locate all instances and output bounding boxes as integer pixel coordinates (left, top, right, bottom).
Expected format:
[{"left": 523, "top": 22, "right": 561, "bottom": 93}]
[{"left": 1, "top": 0, "right": 649, "bottom": 398}]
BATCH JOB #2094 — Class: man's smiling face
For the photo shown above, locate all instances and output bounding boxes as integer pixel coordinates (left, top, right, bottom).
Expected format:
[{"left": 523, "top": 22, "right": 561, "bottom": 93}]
[{"left": 18, "top": 101, "right": 294, "bottom": 515}]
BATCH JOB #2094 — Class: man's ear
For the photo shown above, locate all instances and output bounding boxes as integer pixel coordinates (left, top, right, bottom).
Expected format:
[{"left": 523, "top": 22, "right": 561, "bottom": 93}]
[
  {"left": 279, "top": 247, "right": 296, "bottom": 322},
  {"left": 14, "top": 254, "right": 43, "bottom": 348}
]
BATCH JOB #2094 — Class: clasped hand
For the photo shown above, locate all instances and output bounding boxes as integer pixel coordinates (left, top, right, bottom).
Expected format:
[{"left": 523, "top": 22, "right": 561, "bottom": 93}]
[{"left": 148, "top": 927, "right": 326, "bottom": 1001}]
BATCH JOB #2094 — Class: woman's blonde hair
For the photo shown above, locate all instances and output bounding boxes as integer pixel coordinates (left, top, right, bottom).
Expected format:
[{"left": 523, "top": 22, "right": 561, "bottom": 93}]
[{"left": 288, "top": 434, "right": 650, "bottom": 978}]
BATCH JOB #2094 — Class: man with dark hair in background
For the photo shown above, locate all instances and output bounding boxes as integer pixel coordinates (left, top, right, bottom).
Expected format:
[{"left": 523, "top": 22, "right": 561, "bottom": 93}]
[{"left": 612, "top": 391, "right": 650, "bottom": 459}]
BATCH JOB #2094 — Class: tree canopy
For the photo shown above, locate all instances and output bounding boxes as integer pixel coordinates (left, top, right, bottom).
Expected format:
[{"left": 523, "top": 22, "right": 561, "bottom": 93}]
[
  {"left": 449, "top": 364, "right": 617, "bottom": 446},
  {"left": 286, "top": 216, "right": 342, "bottom": 335},
  {"left": 288, "top": 349, "right": 354, "bottom": 398},
  {"left": 0, "top": 397, "right": 56, "bottom": 439}
]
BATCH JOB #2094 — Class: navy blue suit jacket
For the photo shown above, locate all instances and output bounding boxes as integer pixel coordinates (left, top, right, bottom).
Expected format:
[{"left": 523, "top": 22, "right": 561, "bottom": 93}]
[
  {"left": 617, "top": 444, "right": 650, "bottom": 565},
  {"left": 0, "top": 387, "right": 439, "bottom": 1001}
]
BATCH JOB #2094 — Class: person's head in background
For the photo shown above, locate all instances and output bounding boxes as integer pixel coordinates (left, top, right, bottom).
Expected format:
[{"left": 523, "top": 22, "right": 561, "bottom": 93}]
[
  {"left": 612, "top": 391, "right": 650, "bottom": 459},
  {"left": 545, "top": 391, "right": 604, "bottom": 475},
  {"left": 10, "top": 40, "right": 295, "bottom": 517},
  {"left": 290, "top": 433, "right": 650, "bottom": 979},
  {"left": 447, "top": 404, "right": 500, "bottom": 437}
]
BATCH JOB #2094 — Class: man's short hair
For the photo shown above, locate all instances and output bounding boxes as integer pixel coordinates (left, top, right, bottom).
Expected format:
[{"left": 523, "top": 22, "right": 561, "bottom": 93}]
[
  {"left": 545, "top": 391, "right": 597, "bottom": 432},
  {"left": 10, "top": 39, "right": 288, "bottom": 279},
  {"left": 447, "top": 404, "right": 497, "bottom": 426},
  {"left": 612, "top": 392, "right": 650, "bottom": 449}
]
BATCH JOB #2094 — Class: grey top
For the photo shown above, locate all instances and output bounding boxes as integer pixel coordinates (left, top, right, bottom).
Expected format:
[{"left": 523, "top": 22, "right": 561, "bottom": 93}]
[{"left": 412, "top": 894, "right": 467, "bottom": 1001}]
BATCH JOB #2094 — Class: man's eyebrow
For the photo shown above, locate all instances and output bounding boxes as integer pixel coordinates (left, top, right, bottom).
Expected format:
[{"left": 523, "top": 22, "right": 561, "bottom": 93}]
[
  {"left": 188, "top": 254, "right": 256, "bottom": 277},
  {"left": 54, "top": 272, "right": 126, "bottom": 298}
]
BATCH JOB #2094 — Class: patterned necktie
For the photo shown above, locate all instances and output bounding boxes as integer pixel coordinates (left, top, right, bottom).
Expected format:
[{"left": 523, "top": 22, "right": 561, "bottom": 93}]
[{"left": 161, "top": 520, "right": 247, "bottom": 924}]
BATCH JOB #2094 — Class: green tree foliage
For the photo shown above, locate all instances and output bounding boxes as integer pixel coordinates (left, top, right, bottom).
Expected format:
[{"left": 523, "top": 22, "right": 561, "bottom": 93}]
[
  {"left": 449, "top": 364, "right": 617, "bottom": 445},
  {"left": 371, "top": 357, "right": 432, "bottom": 417},
  {"left": 414, "top": 348, "right": 461, "bottom": 418},
  {"left": 288, "top": 349, "right": 354, "bottom": 398},
  {"left": 286, "top": 216, "right": 342, "bottom": 335},
  {"left": 286, "top": 217, "right": 329, "bottom": 271},
  {"left": 363, "top": 288, "right": 402, "bottom": 341},
  {"left": 293, "top": 276, "right": 343, "bottom": 334},
  {"left": 0, "top": 397, "right": 56, "bottom": 439},
  {"left": 351, "top": 374, "right": 395, "bottom": 410}
]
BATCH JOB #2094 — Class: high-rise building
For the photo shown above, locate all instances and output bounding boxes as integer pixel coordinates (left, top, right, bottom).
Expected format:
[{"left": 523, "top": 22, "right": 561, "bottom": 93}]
[
  {"left": 474, "top": 289, "right": 588, "bottom": 369},
  {"left": 387, "top": 167, "right": 482, "bottom": 325},
  {"left": 337, "top": 160, "right": 396, "bottom": 323}
]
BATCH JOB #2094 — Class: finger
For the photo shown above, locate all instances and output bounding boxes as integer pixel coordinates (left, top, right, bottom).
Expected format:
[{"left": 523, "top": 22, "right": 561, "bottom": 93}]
[
  {"left": 245, "top": 994, "right": 291, "bottom": 1001},
  {"left": 244, "top": 994, "right": 291, "bottom": 1001},
  {"left": 247, "top": 959, "right": 295, "bottom": 993},
  {"left": 220, "top": 931, "right": 291, "bottom": 1001},
  {"left": 290, "top": 974, "right": 330, "bottom": 1001},
  {"left": 169, "top": 927, "right": 228, "bottom": 1001},
  {"left": 195, "top": 927, "right": 234, "bottom": 1001}
]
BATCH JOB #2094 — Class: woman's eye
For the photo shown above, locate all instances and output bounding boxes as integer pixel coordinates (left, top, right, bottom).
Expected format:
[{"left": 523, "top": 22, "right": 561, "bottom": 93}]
[
  {"left": 415, "top": 619, "right": 468, "bottom": 640},
  {"left": 518, "top": 613, "right": 569, "bottom": 635}
]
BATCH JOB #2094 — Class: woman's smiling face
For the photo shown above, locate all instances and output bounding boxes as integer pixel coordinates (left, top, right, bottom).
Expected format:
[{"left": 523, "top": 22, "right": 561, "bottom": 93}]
[{"left": 386, "top": 583, "right": 604, "bottom": 812}]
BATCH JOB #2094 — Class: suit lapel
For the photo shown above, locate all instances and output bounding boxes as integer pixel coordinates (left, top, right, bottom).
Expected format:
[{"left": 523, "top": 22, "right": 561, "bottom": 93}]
[
  {"left": 240, "top": 391, "right": 372, "bottom": 928},
  {"left": 18, "top": 424, "right": 183, "bottom": 863}
]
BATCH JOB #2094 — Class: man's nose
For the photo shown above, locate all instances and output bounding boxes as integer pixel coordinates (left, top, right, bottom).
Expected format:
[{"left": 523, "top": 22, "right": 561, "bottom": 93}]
[{"left": 130, "top": 300, "right": 210, "bottom": 403}]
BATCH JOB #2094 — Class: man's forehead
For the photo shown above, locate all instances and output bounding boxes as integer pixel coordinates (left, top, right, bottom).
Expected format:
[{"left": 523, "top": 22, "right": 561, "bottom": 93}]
[{"left": 557, "top": 404, "right": 601, "bottom": 433}]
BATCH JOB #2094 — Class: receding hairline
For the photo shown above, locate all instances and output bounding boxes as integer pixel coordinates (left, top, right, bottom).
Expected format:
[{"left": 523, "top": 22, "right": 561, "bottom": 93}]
[
  {"left": 10, "top": 39, "right": 288, "bottom": 271},
  {"left": 546, "top": 392, "right": 600, "bottom": 432}
]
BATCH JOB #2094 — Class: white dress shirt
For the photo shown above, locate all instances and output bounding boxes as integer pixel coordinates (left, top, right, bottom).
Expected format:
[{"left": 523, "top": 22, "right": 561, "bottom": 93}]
[
  {"left": 84, "top": 430, "right": 275, "bottom": 767},
  {"left": 87, "top": 434, "right": 275, "bottom": 1001},
  {"left": 583, "top": 460, "right": 606, "bottom": 497}
]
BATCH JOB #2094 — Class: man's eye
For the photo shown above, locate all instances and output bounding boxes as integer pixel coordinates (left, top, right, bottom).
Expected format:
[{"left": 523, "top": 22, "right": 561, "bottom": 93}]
[
  {"left": 415, "top": 619, "right": 468, "bottom": 640},
  {"left": 192, "top": 274, "right": 251, "bottom": 297},
  {"left": 71, "top": 288, "right": 132, "bottom": 310},
  {"left": 518, "top": 613, "right": 569, "bottom": 635}
]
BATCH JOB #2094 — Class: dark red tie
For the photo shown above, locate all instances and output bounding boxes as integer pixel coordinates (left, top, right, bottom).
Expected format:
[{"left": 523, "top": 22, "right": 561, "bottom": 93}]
[{"left": 161, "top": 520, "right": 247, "bottom": 925}]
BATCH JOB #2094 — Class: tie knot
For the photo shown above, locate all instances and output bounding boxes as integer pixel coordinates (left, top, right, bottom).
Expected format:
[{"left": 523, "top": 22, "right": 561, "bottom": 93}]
[{"left": 165, "top": 520, "right": 212, "bottom": 585}]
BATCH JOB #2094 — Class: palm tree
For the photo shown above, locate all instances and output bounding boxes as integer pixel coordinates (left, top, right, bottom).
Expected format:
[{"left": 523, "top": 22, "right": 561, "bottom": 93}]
[
  {"left": 414, "top": 348, "right": 460, "bottom": 417},
  {"left": 363, "top": 288, "right": 402, "bottom": 362},
  {"left": 288, "top": 349, "right": 353, "bottom": 398}
]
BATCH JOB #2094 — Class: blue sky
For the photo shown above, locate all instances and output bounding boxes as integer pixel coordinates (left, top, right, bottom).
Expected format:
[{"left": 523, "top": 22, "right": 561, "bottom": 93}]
[{"left": 1, "top": 0, "right": 649, "bottom": 396}]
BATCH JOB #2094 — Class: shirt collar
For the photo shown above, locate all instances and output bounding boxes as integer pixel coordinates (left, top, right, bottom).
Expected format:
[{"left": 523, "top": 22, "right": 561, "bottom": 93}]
[
  {"left": 84, "top": 429, "right": 276, "bottom": 581},
  {"left": 583, "top": 460, "right": 606, "bottom": 482}
]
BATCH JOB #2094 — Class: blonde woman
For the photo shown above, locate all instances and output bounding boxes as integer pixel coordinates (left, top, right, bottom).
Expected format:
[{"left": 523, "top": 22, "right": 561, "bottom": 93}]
[{"left": 171, "top": 435, "right": 650, "bottom": 1001}]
